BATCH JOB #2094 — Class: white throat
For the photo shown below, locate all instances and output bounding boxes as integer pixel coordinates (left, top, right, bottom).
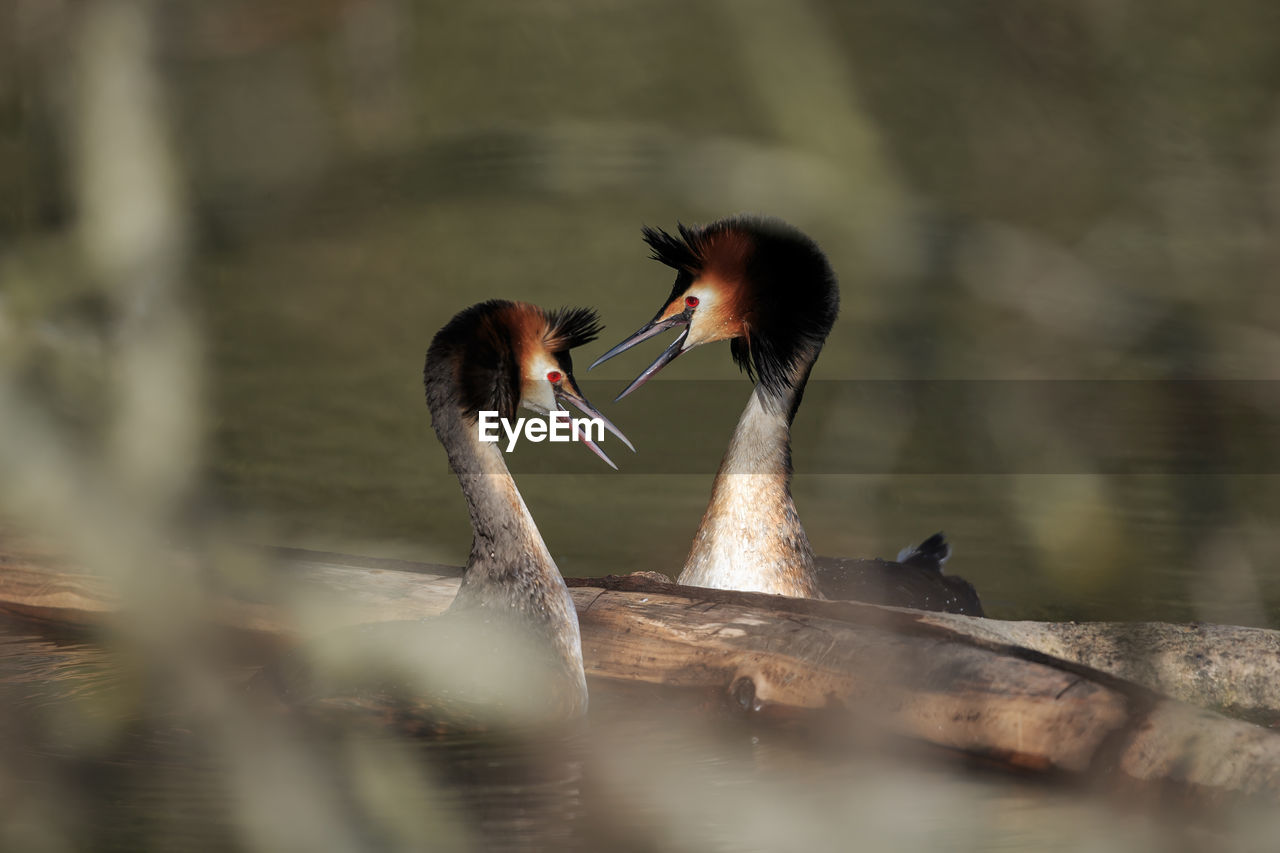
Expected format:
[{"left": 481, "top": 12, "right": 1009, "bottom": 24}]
[{"left": 677, "top": 389, "right": 819, "bottom": 597}]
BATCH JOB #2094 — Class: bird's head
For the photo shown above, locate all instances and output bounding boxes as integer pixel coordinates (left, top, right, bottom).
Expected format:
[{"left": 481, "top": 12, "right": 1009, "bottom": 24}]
[
  {"left": 426, "top": 300, "right": 632, "bottom": 467},
  {"left": 590, "top": 215, "right": 839, "bottom": 400}
]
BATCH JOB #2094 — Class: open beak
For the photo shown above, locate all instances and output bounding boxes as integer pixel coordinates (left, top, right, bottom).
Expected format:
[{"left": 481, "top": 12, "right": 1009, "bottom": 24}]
[
  {"left": 554, "top": 378, "right": 635, "bottom": 470},
  {"left": 588, "top": 312, "right": 691, "bottom": 402}
]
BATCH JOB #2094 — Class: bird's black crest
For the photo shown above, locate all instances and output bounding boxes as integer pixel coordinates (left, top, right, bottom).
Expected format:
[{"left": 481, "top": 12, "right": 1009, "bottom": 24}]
[
  {"left": 426, "top": 301, "right": 605, "bottom": 423},
  {"left": 721, "top": 217, "right": 838, "bottom": 401},
  {"left": 544, "top": 306, "right": 603, "bottom": 353},
  {"left": 644, "top": 215, "right": 840, "bottom": 405},
  {"left": 425, "top": 299, "right": 522, "bottom": 422},
  {"left": 642, "top": 224, "right": 703, "bottom": 273}
]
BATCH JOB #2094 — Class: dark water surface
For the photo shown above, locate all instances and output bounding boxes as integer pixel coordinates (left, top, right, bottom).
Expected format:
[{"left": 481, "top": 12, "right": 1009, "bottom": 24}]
[
  {"left": 204, "top": 215, "right": 1280, "bottom": 625},
  {"left": 194, "top": 169, "right": 1280, "bottom": 631}
]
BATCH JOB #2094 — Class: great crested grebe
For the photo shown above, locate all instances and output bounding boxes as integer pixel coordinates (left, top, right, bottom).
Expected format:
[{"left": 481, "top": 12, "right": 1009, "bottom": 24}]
[
  {"left": 591, "top": 216, "right": 982, "bottom": 615},
  {"left": 268, "top": 301, "right": 629, "bottom": 728},
  {"left": 420, "top": 299, "right": 635, "bottom": 718}
]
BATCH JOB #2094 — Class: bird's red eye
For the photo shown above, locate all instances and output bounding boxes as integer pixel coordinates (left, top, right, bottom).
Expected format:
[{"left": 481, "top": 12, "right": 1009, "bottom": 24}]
[
  {"left": 685, "top": 295, "right": 700, "bottom": 307},
  {"left": 546, "top": 370, "right": 562, "bottom": 383}
]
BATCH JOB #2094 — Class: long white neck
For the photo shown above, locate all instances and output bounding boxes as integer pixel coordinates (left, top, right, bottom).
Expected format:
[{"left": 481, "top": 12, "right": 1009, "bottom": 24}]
[
  {"left": 443, "top": 416, "right": 555, "bottom": 579},
  {"left": 427, "top": 387, "right": 588, "bottom": 714},
  {"left": 677, "top": 385, "right": 820, "bottom": 597}
]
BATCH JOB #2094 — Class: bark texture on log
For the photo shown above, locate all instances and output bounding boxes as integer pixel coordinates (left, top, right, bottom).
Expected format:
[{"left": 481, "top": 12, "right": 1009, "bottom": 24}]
[
  {"left": 1, "top": 540, "right": 1279, "bottom": 801},
  {"left": 911, "top": 612, "right": 1280, "bottom": 724}
]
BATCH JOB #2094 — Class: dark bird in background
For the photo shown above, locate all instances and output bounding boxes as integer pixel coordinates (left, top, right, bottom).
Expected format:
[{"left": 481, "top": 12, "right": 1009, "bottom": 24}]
[{"left": 591, "top": 216, "right": 983, "bottom": 616}]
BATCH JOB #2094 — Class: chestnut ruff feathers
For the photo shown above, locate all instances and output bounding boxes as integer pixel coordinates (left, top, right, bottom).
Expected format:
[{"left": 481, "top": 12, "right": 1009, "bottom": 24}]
[
  {"left": 642, "top": 216, "right": 839, "bottom": 403},
  {"left": 426, "top": 300, "right": 603, "bottom": 423}
]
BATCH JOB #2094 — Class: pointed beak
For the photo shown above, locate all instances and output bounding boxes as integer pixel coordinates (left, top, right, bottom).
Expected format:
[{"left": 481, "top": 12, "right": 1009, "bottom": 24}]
[
  {"left": 588, "top": 312, "right": 692, "bottom": 402},
  {"left": 554, "top": 378, "right": 635, "bottom": 470}
]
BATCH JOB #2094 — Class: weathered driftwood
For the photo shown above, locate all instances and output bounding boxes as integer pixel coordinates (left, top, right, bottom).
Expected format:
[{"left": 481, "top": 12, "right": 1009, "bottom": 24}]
[
  {"left": 908, "top": 609, "right": 1280, "bottom": 725},
  {"left": 1, "top": 540, "right": 1279, "bottom": 801},
  {"left": 9, "top": 543, "right": 1274, "bottom": 722}
]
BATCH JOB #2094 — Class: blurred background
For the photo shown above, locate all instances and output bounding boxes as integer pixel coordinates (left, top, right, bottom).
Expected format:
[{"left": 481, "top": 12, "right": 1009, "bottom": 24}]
[
  {"left": 5, "top": 0, "right": 1280, "bottom": 623},
  {"left": 3, "top": 0, "right": 1280, "bottom": 849}
]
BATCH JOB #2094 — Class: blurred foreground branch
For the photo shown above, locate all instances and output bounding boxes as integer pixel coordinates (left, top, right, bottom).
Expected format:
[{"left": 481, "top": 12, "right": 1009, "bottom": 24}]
[
  {"left": 0, "top": 3, "right": 430, "bottom": 848},
  {"left": 2, "top": 538, "right": 1279, "bottom": 804}
]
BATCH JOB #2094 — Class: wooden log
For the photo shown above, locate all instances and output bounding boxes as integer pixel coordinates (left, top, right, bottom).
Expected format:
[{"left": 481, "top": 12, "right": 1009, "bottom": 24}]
[
  {"left": 3, "top": 540, "right": 1279, "bottom": 721},
  {"left": 1, "top": 538, "right": 1279, "bottom": 801},
  {"left": 571, "top": 574, "right": 1280, "bottom": 726},
  {"left": 909, "top": 610, "right": 1280, "bottom": 726},
  {"left": 267, "top": 550, "right": 1280, "bottom": 724}
]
